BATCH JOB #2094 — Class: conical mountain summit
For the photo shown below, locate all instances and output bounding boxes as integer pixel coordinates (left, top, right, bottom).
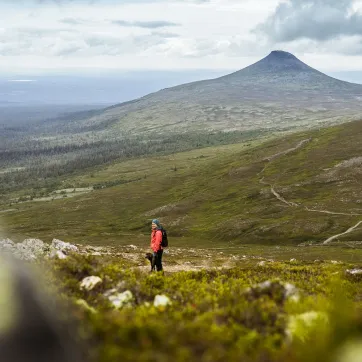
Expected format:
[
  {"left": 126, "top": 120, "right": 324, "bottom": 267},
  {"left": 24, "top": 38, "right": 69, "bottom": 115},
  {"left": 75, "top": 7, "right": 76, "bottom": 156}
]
[{"left": 66, "top": 51, "right": 362, "bottom": 136}]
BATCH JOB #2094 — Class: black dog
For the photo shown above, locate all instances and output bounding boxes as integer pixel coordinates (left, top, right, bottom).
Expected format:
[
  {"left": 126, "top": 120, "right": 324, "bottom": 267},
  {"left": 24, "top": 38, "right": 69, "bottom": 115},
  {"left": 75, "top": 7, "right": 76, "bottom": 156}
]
[{"left": 145, "top": 252, "right": 156, "bottom": 271}]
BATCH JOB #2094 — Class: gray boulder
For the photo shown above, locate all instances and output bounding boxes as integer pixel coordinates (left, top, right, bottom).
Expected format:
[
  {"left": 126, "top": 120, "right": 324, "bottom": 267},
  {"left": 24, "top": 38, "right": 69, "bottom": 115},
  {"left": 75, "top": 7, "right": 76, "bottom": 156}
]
[
  {"left": 51, "top": 239, "right": 79, "bottom": 253},
  {"left": 0, "top": 238, "right": 47, "bottom": 261}
]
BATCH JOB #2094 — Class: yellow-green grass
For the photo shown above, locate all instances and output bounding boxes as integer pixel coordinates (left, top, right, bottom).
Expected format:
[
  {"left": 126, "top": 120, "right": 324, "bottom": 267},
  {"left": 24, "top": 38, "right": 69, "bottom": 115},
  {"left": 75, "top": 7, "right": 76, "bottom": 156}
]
[
  {"left": 45, "top": 253, "right": 362, "bottom": 362},
  {"left": 2, "top": 120, "right": 362, "bottom": 249}
]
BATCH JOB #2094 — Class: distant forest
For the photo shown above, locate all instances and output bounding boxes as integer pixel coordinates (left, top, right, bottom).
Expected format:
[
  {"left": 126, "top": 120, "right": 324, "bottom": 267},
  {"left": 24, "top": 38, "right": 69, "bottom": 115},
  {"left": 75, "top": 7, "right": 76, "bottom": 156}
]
[{"left": 0, "top": 129, "right": 267, "bottom": 197}]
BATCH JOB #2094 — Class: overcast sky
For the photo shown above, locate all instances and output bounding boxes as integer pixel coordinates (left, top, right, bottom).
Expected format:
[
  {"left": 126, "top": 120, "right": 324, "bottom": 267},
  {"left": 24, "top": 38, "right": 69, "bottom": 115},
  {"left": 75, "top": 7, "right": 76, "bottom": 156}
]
[{"left": 2, "top": 0, "right": 362, "bottom": 74}]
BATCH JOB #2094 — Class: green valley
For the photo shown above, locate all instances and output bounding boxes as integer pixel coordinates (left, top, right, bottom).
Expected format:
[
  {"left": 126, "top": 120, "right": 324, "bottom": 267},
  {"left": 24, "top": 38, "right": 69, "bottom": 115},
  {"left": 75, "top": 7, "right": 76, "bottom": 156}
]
[{"left": 2, "top": 119, "right": 362, "bottom": 255}]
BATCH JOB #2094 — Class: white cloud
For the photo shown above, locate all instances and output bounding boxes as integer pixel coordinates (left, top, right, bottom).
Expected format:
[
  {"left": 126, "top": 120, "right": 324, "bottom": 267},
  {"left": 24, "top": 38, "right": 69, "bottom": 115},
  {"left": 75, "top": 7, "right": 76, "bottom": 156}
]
[
  {"left": 1, "top": 0, "right": 362, "bottom": 72},
  {"left": 7, "top": 79, "right": 36, "bottom": 82}
]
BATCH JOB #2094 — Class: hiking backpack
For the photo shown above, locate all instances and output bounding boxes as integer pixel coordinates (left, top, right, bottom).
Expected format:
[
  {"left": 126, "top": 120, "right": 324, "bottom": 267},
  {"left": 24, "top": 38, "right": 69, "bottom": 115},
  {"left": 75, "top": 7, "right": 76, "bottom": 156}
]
[{"left": 161, "top": 228, "right": 168, "bottom": 248}]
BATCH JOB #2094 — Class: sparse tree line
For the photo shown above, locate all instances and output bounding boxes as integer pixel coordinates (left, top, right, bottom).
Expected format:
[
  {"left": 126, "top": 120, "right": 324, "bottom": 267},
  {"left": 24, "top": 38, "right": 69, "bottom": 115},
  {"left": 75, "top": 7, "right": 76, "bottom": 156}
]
[{"left": 0, "top": 130, "right": 265, "bottom": 197}]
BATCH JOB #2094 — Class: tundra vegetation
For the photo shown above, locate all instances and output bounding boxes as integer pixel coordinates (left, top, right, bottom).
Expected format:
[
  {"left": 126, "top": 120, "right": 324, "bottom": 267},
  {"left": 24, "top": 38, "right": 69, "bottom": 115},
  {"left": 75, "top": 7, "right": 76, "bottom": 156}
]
[
  {"left": 2, "top": 51, "right": 362, "bottom": 359},
  {"left": 40, "top": 249, "right": 362, "bottom": 362},
  {"left": 1, "top": 117, "right": 362, "bottom": 361}
]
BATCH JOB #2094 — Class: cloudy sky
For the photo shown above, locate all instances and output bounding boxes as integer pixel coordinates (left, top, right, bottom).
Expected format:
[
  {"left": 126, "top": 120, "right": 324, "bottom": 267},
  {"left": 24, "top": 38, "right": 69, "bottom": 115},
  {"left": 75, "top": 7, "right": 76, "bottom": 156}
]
[{"left": 2, "top": 0, "right": 362, "bottom": 74}]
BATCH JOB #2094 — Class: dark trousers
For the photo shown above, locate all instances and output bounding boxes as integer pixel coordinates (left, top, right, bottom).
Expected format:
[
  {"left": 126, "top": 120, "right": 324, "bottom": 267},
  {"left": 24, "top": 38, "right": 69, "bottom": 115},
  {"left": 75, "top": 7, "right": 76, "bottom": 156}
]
[{"left": 155, "top": 250, "right": 163, "bottom": 272}]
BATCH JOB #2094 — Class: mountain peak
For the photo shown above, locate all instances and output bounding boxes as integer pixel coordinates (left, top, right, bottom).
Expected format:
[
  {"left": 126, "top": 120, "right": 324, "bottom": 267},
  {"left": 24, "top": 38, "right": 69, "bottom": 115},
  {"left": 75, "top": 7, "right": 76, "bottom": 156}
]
[
  {"left": 267, "top": 50, "right": 298, "bottom": 60},
  {"left": 225, "top": 50, "right": 315, "bottom": 78},
  {"left": 258, "top": 50, "right": 312, "bottom": 71}
]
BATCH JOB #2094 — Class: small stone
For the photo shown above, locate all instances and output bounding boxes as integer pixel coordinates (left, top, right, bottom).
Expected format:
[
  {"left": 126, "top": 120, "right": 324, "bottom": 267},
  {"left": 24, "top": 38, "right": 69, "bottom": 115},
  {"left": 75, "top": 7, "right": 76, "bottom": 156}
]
[
  {"left": 290, "top": 258, "right": 297, "bottom": 263},
  {"left": 80, "top": 276, "right": 102, "bottom": 291},
  {"left": 258, "top": 281, "right": 272, "bottom": 290},
  {"left": 331, "top": 260, "right": 340, "bottom": 264},
  {"left": 91, "top": 252, "right": 102, "bottom": 256},
  {"left": 103, "top": 288, "right": 118, "bottom": 298},
  {"left": 50, "top": 249, "right": 67, "bottom": 260},
  {"left": 284, "top": 283, "right": 300, "bottom": 302},
  {"left": 108, "top": 290, "right": 133, "bottom": 309},
  {"left": 154, "top": 295, "right": 172, "bottom": 308},
  {"left": 346, "top": 269, "right": 362, "bottom": 275},
  {"left": 257, "top": 261, "right": 266, "bottom": 267},
  {"left": 128, "top": 245, "right": 138, "bottom": 250}
]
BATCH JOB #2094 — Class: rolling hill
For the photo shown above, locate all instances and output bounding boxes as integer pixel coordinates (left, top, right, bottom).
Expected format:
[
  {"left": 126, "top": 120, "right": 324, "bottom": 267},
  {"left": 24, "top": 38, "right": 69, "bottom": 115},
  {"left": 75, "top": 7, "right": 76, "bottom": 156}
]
[
  {"left": 63, "top": 50, "right": 362, "bottom": 137},
  {"left": 4, "top": 50, "right": 362, "bottom": 192},
  {"left": 2, "top": 118, "right": 362, "bottom": 248}
]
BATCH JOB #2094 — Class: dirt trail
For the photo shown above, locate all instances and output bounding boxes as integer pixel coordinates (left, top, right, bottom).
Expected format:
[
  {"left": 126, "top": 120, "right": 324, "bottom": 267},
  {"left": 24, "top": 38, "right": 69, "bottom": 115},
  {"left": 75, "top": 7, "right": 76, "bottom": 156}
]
[
  {"left": 264, "top": 139, "right": 311, "bottom": 162},
  {"left": 323, "top": 221, "right": 362, "bottom": 244},
  {"left": 259, "top": 139, "right": 310, "bottom": 207},
  {"left": 305, "top": 207, "right": 362, "bottom": 217},
  {"left": 258, "top": 138, "right": 362, "bottom": 244},
  {"left": 270, "top": 186, "right": 299, "bottom": 207}
]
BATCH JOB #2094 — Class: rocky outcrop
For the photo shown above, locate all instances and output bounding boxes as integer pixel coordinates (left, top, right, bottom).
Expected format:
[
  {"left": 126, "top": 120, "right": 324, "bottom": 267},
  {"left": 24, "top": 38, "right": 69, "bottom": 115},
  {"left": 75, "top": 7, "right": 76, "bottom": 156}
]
[
  {"left": 0, "top": 238, "right": 48, "bottom": 261},
  {"left": 0, "top": 238, "right": 79, "bottom": 261}
]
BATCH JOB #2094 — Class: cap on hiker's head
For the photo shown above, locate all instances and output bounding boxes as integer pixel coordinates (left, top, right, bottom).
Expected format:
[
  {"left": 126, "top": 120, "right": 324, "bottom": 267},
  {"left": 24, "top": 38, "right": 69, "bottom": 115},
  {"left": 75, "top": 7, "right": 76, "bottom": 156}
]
[{"left": 152, "top": 219, "right": 161, "bottom": 228}]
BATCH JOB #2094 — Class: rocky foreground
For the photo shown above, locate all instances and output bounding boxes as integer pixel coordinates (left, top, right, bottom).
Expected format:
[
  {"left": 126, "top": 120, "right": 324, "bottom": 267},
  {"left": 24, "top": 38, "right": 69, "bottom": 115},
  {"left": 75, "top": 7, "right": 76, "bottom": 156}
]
[{"left": 2, "top": 238, "right": 362, "bottom": 362}]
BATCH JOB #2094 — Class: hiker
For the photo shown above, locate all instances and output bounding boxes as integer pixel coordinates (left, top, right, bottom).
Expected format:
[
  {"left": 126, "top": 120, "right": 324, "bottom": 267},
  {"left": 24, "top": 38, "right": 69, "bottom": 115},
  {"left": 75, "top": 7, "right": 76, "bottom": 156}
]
[{"left": 150, "top": 219, "right": 164, "bottom": 272}]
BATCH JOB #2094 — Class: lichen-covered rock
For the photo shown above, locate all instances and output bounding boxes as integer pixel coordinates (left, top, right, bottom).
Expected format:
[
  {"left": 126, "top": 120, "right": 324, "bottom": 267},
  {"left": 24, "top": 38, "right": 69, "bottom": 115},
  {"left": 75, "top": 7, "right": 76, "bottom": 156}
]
[
  {"left": 80, "top": 276, "right": 102, "bottom": 291},
  {"left": 108, "top": 291, "right": 133, "bottom": 309},
  {"left": 286, "top": 311, "right": 328, "bottom": 343},
  {"left": 346, "top": 269, "right": 362, "bottom": 279},
  {"left": 0, "top": 238, "right": 48, "bottom": 261},
  {"left": 0, "top": 239, "right": 15, "bottom": 252},
  {"left": 154, "top": 295, "right": 172, "bottom": 309},
  {"left": 284, "top": 283, "right": 300, "bottom": 302},
  {"left": 331, "top": 260, "right": 341, "bottom": 265},
  {"left": 346, "top": 269, "right": 362, "bottom": 275},
  {"left": 50, "top": 249, "right": 67, "bottom": 260},
  {"left": 20, "top": 239, "right": 47, "bottom": 256},
  {"left": 51, "top": 239, "right": 79, "bottom": 253},
  {"left": 246, "top": 280, "right": 299, "bottom": 304}
]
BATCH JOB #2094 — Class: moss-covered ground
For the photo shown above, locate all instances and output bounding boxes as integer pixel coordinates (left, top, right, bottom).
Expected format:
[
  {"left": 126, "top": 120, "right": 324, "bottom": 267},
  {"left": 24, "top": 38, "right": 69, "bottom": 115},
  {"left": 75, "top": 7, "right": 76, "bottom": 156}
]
[{"left": 42, "top": 251, "right": 362, "bottom": 362}]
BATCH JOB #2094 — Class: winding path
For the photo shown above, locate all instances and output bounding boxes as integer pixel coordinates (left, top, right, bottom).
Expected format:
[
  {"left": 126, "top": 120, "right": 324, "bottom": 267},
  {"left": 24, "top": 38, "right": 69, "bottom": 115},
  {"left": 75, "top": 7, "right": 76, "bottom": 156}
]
[
  {"left": 270, "top": 186, "right": 299, "bottom": 207},
  {"left": 323, "top": 221, "right": 362, "bottom": 244},
  {"left": 259, "top": 139, "right": 310, "bottom": 208},
  {"left": 264, "top": 139, "right": 311, "bottom": 162},
  {"left": 305, "top": 207, "right": 362, "bottom": 217},
  {"left": 258, "top": 138, "right": 362, "bottom": 244}
]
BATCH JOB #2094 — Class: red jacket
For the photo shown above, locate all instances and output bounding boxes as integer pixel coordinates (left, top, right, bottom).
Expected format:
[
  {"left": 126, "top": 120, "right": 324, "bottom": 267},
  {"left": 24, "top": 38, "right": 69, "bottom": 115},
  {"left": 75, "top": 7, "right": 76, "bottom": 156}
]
[{"left": 151, "top": 230, "right": 163, "bottom": 252}]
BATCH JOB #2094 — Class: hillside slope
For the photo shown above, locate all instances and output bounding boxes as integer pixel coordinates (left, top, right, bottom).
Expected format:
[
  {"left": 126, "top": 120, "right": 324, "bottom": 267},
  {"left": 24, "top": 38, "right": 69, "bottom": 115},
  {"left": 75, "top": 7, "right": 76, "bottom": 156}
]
[
  {"left": 60, "top": 51, "right": 362, "bottom": 137},
  {"left": 2, "top": 119, "right": 362, "bottom": 246}
]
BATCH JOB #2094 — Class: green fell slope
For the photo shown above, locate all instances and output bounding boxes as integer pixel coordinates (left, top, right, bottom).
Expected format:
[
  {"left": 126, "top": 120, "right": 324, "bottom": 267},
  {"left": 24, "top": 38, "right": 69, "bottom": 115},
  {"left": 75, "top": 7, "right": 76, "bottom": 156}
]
[{"left": 2, "top": 120, "right": 362, "bottom": 246}]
